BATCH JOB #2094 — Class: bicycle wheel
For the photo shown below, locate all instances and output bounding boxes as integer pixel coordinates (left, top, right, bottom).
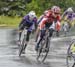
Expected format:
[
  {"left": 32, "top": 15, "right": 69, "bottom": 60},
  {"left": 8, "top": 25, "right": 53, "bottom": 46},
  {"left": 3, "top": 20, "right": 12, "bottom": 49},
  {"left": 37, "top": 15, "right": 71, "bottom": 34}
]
[
  {"left": 66, "top": 42, "right": 75, "bottom": 67},
  {"left": 37, "top": 37, "right": 50, "bottom": 62},
  {"left": 66, "top": 54, "right": 75, "bottom": 67},
  {"left": 19, "top": 36, "right": 25, "bottom": 56}
]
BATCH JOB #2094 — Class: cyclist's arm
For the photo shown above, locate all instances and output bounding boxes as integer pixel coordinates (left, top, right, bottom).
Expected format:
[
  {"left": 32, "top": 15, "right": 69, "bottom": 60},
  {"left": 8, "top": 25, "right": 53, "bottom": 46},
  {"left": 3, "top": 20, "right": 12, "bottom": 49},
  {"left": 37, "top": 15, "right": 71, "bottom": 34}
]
[
  {"left": 61, "top": 11, "right": 68, "bottom": 19},
  {"left": 55, "top": 15, "right": 61, "bottom": 24},
  {"left": 39, "top": 17, "right": 47, "bottom": 30},
  {"left": 19, "top": 15, "right": 30, "bottom": 27},
  {"left": 25, "top": 15, "right": 32, "bottom": 23},
  {"left": 55, "top": 15, "right": 61, "bottom": 31},
  {"left": 33, "top": 17, "right": 38, "bottom": 31}
]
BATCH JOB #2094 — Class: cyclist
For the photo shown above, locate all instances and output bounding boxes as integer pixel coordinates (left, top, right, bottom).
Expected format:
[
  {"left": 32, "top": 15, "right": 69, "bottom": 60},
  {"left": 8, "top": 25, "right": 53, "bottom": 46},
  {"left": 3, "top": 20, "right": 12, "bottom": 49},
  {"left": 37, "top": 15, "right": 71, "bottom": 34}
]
[
  {"left": 18, "top": 11, "right": 37, "bottom": 53},
  {"left": 62, "top": 20, "right": 69, "bottom": 36},
  {"left": 35, "top": 6, "right": 61, "bottom": 51},
  {"left": 35, "top": 10, "right": 49, "bottom": 42},
  {"left": 61, "top": 7, "right": 74, "bottom": 29}
]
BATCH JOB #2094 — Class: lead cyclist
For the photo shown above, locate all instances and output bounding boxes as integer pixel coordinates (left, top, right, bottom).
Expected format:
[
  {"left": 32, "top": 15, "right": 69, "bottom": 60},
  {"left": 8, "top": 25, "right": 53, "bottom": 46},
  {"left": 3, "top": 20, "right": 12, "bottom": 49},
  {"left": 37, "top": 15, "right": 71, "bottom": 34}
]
[{"left": 35, "top": 6, "right": 61, "bottom": 51}]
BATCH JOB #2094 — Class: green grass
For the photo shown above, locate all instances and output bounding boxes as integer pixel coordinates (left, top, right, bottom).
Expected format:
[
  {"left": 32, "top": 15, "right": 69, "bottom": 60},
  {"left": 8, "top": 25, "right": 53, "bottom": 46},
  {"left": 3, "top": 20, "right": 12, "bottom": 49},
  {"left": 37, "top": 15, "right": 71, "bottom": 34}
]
[
  {"left": 0, "top": 16, "right": 22, "bottom": 28},
  {"left": 0, "top": 15, "right": 75, "bottom": 28}
]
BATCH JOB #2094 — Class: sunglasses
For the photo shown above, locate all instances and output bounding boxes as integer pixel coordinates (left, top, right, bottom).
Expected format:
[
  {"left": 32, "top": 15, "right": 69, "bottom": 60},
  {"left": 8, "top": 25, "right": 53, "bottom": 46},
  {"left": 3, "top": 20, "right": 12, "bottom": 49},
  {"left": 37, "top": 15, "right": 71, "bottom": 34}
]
[{"left": 54, "top": 13, "right": 60, "bottom": 14}]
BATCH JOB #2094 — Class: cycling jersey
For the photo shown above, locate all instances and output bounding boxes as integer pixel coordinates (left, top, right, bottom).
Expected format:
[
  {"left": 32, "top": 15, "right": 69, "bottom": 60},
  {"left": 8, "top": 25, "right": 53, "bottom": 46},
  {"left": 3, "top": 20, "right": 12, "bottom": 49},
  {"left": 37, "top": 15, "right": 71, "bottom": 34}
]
[
  {"left": 62, "top": 11, "right": 75, "bottom": 21},
  {"left": 38, "top": 10, "right": 61, "bottom": 30},
  {"left": 19, "top": 15, "right": 37, "bottom": 32}
]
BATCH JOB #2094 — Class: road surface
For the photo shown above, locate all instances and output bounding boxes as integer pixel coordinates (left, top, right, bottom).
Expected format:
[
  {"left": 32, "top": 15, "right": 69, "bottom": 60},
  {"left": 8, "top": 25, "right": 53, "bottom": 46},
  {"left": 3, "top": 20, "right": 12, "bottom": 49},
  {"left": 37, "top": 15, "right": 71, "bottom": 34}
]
[{"left": 0, "top": 28, "right": 75, "bottom": 67}]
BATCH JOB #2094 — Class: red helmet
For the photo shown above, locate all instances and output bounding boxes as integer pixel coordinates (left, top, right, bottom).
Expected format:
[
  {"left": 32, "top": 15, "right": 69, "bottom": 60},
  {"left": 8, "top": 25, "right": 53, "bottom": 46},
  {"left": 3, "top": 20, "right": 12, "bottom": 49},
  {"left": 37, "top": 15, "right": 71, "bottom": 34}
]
[{"left": 51, "top": 6, "right": 61, "bottom": 14}]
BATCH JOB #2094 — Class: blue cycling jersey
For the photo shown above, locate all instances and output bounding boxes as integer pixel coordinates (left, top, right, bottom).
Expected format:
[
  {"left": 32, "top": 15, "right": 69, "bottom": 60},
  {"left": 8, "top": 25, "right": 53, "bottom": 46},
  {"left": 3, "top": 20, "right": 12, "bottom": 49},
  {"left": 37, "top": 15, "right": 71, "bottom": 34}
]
[
  {"left": 64, "top": 12, "right": 75, "bottom": 21},
  {"left": 19, "top": 15, "right": 37, "bottom": 31}
]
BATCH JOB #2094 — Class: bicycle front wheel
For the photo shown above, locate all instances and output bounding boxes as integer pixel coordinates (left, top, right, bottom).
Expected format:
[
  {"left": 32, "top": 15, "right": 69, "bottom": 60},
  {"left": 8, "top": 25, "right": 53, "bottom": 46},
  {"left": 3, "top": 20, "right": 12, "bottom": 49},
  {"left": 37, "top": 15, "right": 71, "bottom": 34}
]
[
  {"left": 37, "top": 37, "right": 50, "bottom": 62},
  {"left": 66, "top": 54, "right": 75, "bottom": 67},
  {"left": 66, "top": 41, "right": 75, "bottom": 67},
  {"left": 19, "top": 37, "right": 25, "bottom": 56}
]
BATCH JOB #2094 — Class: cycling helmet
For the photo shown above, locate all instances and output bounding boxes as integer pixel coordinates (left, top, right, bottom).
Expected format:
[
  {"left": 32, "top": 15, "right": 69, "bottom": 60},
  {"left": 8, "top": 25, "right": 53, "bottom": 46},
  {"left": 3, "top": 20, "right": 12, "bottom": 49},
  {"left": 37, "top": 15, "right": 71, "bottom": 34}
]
[
  {"left": 66, "top": 7, "right": 73, "bottom": 12},
  {"left": 44, "top": 10, "right": 52, "bottom": 17},
  {"left": 44, "top": 10, "right": 49, "bottom": 15},
  {"left": 51, "top": 6, "right": 61, "bottom": 14},
  {"left": 28, "top": 11, "right": 36, "bottom": 19}
]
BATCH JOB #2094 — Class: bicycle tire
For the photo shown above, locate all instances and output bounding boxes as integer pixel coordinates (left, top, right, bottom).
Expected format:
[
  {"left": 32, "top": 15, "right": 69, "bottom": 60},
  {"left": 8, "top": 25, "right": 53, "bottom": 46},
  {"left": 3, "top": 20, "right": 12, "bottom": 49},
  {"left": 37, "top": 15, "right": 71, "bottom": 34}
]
[
  {"left": 66, "top": 55, "right": 74, "bottom": 67},
  {"left": 66, "top": 41, "right": 75, "bottom": 67},
  {"left": 42, "top": 37, "right": 50, "bottom": 62},
  {"left": 19, "top": 37, "right": 25, "bottom": 56},
  {"left": 37, "top": 37, "right": 50, "bottom": 62}
]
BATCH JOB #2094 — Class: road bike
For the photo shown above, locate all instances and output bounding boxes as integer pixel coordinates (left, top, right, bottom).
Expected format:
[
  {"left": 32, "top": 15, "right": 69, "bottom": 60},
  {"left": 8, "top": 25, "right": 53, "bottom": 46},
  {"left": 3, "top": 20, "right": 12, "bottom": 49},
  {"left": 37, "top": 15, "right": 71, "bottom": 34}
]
[
  {"left": 66, "top": 39, "right": 75, "bottom": 67},
  {"left": 36, "top": 28, "right": 52, "bottom": 62}
]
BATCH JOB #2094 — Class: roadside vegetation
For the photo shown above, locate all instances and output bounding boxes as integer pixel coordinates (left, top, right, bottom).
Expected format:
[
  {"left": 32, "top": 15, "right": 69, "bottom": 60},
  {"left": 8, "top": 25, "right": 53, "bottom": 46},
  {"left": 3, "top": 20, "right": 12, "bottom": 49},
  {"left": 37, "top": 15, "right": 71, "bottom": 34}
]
[
  {"left": 0, "top": 0, "right": 75, "bottom": 27},
  {"left": 0, "top": 15, "right": 22, "bottom": 27}
]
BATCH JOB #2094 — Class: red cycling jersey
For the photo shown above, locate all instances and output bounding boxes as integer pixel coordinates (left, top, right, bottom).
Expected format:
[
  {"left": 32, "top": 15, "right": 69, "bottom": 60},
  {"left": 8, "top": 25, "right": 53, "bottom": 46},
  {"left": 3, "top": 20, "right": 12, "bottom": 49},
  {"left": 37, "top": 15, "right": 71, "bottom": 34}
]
[{"left": 39, "top": 10, "right": 61, "bottom": 30}]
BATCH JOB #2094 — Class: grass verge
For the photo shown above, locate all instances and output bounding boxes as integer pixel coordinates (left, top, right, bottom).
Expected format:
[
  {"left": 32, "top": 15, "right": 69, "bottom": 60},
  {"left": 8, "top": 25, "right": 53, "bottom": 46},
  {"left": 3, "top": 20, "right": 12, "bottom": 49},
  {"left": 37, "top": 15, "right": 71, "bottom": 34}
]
[{"left": 0, "top": 15, "right": 22, "bottom": 28}]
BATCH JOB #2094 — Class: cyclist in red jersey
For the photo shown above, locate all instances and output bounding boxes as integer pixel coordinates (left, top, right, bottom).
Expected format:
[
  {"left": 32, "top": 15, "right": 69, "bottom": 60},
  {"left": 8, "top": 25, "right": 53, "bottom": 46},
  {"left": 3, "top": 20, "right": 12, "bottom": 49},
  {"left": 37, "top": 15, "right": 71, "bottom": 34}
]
[{"left": 35, "top": 6, "right": 61, "bottom": 51}]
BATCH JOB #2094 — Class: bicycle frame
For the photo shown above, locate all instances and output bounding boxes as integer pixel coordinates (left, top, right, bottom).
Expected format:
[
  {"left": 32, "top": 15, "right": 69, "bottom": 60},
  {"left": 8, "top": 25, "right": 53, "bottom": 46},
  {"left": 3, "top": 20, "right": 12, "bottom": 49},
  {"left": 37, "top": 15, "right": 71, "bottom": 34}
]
[
  {"left": 36, "top": 28, "right": 51, "bottom": 62},
  {"left": 19, "top": 28, "right": 27, "bottom": 56}
]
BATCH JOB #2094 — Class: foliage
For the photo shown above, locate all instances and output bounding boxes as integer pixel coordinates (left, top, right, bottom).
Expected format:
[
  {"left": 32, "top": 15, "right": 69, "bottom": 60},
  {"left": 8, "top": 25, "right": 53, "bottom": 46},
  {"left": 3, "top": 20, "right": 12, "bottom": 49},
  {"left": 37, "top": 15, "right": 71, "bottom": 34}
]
[
  {"left": 0, "top": 0, "right": 75, "bottom": 27},
  {"left": 0, "top": 0, "right": 75, "bottom": 16}
]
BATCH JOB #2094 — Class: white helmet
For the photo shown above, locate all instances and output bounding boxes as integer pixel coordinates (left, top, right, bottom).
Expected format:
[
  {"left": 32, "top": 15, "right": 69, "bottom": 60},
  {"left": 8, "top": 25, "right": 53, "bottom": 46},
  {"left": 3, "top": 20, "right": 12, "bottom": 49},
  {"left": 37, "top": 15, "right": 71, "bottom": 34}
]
[
  {"left": 28, "top": 11, "right": 36, "bottom": 19},
  {"left": 44, "top": 10, "right": 49, "bottom": 15},
  {"left": 51, "top": 6, "right": 61, "bottom": 14},
  {"left": 66, "top": 7, "right": 73, "bottom": 12}
]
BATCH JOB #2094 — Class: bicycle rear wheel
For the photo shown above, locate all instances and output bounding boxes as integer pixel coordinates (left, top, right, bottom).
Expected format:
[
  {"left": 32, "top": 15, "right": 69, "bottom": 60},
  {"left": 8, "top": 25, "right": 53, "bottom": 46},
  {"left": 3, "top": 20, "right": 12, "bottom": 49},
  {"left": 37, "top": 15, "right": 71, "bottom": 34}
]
[{"left": 37, "top": 37, "right": 50, "bottom": 62}]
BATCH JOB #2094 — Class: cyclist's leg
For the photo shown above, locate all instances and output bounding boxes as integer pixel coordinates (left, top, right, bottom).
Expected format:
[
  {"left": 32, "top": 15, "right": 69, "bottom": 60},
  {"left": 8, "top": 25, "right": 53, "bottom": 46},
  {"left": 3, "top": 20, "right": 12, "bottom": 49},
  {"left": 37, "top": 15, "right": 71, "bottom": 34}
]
[
  {"left": 35, "top": 26, "right": 40, "bottom": 42},
  {"left": 45, "top": 28, "right": 54, "bottom": 48},
  {"left": 35, "top": 24, "right": 40, "bottom": 41},
  {"left": 56, "top": 31, "right": 59, "bottom": 37},
  {"left": 72, "top": 63, "right": 75, "bottom": 67},
  {"left": 18, "top": 24, "right": 25, "bottom": 44},
  {"left": 67, "top": 20, "right": 71, "bottom": 30},
  {"left": 35, "top": 30, "right": 46, "bottom": 51},
  {"left": 18, "top": 20, "right": 26, "bottom": 41},
  {"left": 23, "top": 31, "right": 31, "bottom": 51},
  {"left": 49, "top": 28, "right": 54, "bottom": 37}
]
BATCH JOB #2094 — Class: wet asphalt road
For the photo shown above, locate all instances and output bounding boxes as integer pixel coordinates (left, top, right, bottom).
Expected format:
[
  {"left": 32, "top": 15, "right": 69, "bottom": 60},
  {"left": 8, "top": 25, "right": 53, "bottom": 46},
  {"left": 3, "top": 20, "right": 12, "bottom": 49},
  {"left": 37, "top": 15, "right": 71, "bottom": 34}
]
[{"left": 0, "top": 28, "right": 75, "bottom": 67}]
